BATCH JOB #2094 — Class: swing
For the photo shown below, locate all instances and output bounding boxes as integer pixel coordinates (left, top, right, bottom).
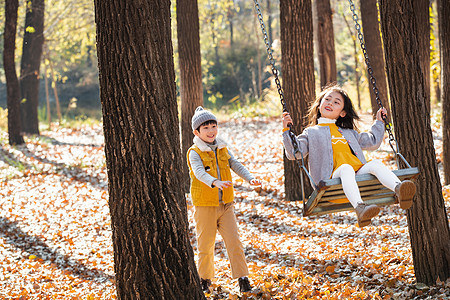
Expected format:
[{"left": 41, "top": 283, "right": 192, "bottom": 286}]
[{"left": 253, "top": 0, "right": 419, "bottom": 216}]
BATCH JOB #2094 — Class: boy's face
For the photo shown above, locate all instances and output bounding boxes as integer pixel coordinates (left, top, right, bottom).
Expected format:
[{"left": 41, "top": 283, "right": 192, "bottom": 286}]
[{"left": 194, "top": 123, "right": 218, "bottom": 143}]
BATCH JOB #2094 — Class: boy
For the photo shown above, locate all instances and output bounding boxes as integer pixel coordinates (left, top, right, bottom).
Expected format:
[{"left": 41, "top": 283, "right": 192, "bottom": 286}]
[{"left": 187, "top": 106, "right": 260, "bottom": 293}]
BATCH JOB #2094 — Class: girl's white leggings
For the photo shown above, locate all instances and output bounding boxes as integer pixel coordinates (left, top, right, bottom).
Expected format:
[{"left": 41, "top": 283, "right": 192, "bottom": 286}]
[{"left": 332, "top": 159, "right": 401, "bottom": 208}]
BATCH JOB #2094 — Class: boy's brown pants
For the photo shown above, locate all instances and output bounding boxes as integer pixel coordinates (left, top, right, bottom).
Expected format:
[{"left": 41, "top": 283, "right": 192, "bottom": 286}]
[{"left": 194, "top": 202, "right": 249, "bottom": 280}]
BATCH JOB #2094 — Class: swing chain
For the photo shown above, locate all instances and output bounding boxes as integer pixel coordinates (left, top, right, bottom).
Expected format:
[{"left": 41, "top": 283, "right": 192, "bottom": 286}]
[
  {"left": 347, "top": 0, "right": 398, "bottom": 155},
  {"left": 253, "top": 0, "right": 300, "bottom": 147},
  {"left": 253, "top": 0, "right": 310, "bottom": 200},
  {"left": 253, "top": 0, "right": 286, "bottom": 112}
]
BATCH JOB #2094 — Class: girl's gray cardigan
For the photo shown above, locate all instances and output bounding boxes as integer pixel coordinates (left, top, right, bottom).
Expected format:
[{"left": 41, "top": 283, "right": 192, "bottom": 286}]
[{"left": 282, "top": 120, "right": 385, "bottom": 186}]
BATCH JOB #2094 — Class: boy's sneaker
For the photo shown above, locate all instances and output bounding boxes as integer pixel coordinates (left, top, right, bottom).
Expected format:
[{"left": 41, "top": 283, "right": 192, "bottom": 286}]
[
  {"left": 355, "top": 203, "right": 381, "bottom": 228},
  {"left": 238, "top": 277, "right": 252, "bottom": 293},
  {"left": 395, "top": 180, "right": 416, "bottom": 209},
  {"left": 200, "top": 278, "right": 211, "bottom": 292}
]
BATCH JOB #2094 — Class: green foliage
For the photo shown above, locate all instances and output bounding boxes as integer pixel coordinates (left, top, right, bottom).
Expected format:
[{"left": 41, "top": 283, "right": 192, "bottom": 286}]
[
  {"left": 38, "top": 105, "right": 48, "bottom": 125},
  {"left": 2, "top": 155, "right": 27, "bottom": 173},
  {"left": 43, "top": 0, "right": 97, "bottom": 80},
  {"left": 60, "top": 114, "right": 101, "bottom": 128},
  {"left": 203, "top": 42, "right": 270, "bottom": 108}
]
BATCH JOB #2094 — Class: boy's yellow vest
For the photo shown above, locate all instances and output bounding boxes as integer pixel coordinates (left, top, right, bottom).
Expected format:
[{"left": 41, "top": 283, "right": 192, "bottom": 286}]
[{"left": 187, "top": 145, "right": 234, "bottom": 206}]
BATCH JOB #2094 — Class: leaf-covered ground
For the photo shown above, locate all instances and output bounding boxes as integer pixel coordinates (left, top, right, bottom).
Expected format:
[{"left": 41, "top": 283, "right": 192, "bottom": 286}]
[{"left": 0, "top": 114, "right": 449, "bottom": 299}]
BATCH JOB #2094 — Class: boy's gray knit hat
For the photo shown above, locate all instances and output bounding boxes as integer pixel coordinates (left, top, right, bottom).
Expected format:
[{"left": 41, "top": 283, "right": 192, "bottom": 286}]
[{"left": 192, "top": 106, "right": 217, "bottom": 130}]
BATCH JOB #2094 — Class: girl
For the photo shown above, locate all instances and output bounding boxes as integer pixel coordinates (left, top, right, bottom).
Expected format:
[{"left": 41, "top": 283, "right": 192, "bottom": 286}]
[{"left": 282, "top": 84, "right": 416, "bottom": 227}]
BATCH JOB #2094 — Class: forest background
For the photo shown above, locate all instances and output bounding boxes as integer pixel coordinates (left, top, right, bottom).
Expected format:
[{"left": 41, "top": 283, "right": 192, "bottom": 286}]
[
  {"left": 1, "top": 0, "right": 449, "bottom": 298},
  {"left": 0, "top": 0, "right": 442, "bottom": 124}
]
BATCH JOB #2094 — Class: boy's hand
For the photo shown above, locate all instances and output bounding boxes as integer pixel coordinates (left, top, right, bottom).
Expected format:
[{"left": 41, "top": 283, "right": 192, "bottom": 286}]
[
  {"left": 250, "top": 179, "right": 262, "bottom": 193},
  {"left": 213, "top": 180, "right": 232, "bottom": 190},
  {"left": 250, "top": 179, "right": 261, "bottom": 186},
  {"left": 282, "top": 112, "right": 293, "bottom": 128},
  {"left": 376, "top": 107, "right": 387, "bottom": 122}
]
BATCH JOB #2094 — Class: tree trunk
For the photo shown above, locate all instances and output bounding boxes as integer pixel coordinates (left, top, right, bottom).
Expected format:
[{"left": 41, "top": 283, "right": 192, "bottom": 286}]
[
  {"left": 44, "top": 64, "right": 51, "bottom": 130},
  {"left": 177, "top": 0, "right": 203, "bottom": 193},
  {"left": 47, "top": 53, "right": 62, "bottom": 123},
  {"left": 94, "top": 0, "right": 205, "bottom": 298},
  {"left": 280, "top": 0, "right": 315, "bottom": 202},
  {"left": 315, "top": 0, "right": 336, "bottom": 88},
  {"left": 439, "top": 0, "right": 450, "bottom": 185},
  {"left": 267, "top": 0, "right": 273, "bottom": 44},
  {"left": 359, "top": 0, "right": 390, "bottom": 119},
  {"left": 379, "top": 0, "right": 450, "bottom": 285},
  {"left": 3, "top": 0, "right": 24, "bottom": 145},
  {"left": 228, "top": 6, "right": 234, "bottom": 47},
  {"left": 20, "top": 0, "right": 45, "bottom": 135},
  {"left": 413, "top": 0, "right": 431, "bottom": 113}
]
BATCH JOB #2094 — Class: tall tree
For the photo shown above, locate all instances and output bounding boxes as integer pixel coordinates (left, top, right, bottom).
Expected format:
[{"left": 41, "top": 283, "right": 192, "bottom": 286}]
[
  {"left": 3, "top": 0, "right": 24, "bottom": 145},
  {"left": 267, "top": 0, "right": 273, "bottom": 44},
  {"left": 94, "top": 0, "right": 204, "bottom": 298},
  {"left": 440, "top": 0, "right": 450, "bottom": 184},
  {"left": 379, "top": 0, "right": 450, "bottom": 285},
  {"left": 280, "top": 0, "right": 315, "bottom": 201},
  {"left": 315, "top": 0, "right": 336, "bottom": 88},
  {"left": 359, "top": 0, "right": 390, "bottom": 118},
  {"left": 227, "top": 4, "right": 234, "bottom": 47},
  {"left": 20, "top": 0, "right": 45, "bottom": 135},
  {"left": 177, "top": 0, "right": 204, "bottom": 192},
  {"left": 414, "top": 0, "right": 431, "bottom": 113}
]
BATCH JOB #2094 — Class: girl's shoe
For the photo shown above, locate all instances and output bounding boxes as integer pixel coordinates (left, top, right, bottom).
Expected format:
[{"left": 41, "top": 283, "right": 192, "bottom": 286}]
[
  {"left": 200, "top": 278, "right": 211, "bottom": 292},
  {"left": 355, "top": 203, "right": 381, "bottom": 228},
  {"left": 395, "top": 180, "right": 416, "bottom": 209}
]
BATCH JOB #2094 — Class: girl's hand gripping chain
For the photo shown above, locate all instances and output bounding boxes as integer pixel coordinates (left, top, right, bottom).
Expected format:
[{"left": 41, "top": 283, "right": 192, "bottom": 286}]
[{"left": 282, "top": 112, "right": 293, "bottom": 129}]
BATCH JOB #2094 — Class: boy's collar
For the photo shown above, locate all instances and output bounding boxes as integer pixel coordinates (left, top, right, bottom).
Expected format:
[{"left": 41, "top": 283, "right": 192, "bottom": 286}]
[{"left": 193, "top": 136, "right": 227, "bottom": 151}]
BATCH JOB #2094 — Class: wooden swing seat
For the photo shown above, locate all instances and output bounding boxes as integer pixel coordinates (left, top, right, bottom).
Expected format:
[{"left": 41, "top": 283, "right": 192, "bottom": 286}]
[{"left": 303, "top": 167, "right": 420, "bottom": 216}]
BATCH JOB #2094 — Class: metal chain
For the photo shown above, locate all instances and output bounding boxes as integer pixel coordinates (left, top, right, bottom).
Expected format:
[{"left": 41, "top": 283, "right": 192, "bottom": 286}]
[
  {"left": 347, "top": 0, "right": 398, "bottom": 155},
  {"left": 253, "top": 0, "right": 312, "bottom": 197},
  {"left": 253, "top": 0, "right": 301, "bottom": 150},
  {"left": 253, "top": 0, "right": 286, "bottom": 112}
]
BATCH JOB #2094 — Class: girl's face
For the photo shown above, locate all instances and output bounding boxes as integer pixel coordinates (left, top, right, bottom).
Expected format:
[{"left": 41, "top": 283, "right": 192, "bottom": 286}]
[
  {"left": 319, "top": 91, "right": 347, "bottom": 120},
  {"left": 194, "top": 123, "right": 218, "bottom": 143}
]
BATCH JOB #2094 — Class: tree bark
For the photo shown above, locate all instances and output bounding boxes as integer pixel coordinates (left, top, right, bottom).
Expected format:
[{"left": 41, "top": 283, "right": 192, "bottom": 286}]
[
  {"left": 379, "top": 0, "right": 450, "bottom": 285},
  {"left": 280, "top": 0, "right": 315, "bottom": 201},
  {"left": 267, "top": 0, "right": 273, "bottom": 44},
  {"left": 3, "top": 0, "right": 24, "bottom": 145},
  {"left": 413, "top": 0, "right": 431, "bottom": 113},
  {"left": 315, "top": 0, "right": 336, "bottom": 88},
  {"left": 94, "top": 0, "right": 205, "bottom": 298},
  {"left": 177, "top": 0, "right": 204, "bottom": 193},
  {"left": 439, "top": 0, "right": 450, "bottom": 185},
  {"left": 228, "top": 6, "right": 234, "bottom": 47},
  {"left": 20, "top": 0, "right": 45, "bottom": 135},
  {"left": 359, "top": 0, "right": 390, "bottom": 119}
]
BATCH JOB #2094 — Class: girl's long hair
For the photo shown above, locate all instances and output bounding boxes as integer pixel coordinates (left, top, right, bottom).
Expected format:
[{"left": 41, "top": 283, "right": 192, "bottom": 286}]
[{"left": 307, "top": 83, "right": 360, "bottom": 130}]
